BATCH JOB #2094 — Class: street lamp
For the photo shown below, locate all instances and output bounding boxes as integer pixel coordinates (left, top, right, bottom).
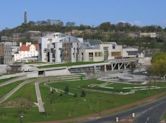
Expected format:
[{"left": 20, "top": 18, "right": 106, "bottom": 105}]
[{"left": 19, "top": 113, "right": 24, "bottom": 123}]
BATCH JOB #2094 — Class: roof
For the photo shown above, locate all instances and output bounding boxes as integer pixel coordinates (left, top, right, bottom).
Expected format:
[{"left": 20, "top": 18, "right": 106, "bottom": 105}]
[
  {"left": 20, "top": 44, "right": 30, "bottom": 51},
  {"left": 20, "top": 43, "right": 39, "bottom": 51},
  {"left": 84, "top": 39, "right": 102, "bottom": 46}
]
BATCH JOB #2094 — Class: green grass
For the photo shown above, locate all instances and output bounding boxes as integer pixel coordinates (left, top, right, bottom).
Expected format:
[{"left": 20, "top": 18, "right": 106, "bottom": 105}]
[
  {"left": 26, "top": 62, "right": 47, "bottom": 64},
  {"left": 0, "top": 82, "right": 41, "bottom": 123},
  {"left": 0, "top": 81, "right": 23, "bottom": 98},
  {"left": 39, "top": 80, "right": 166, "bottom": 121},
  {"left": 39, "top": 82, "right": 165, "bottom": 121},
  {"left": 7, "top": 83, "right": 36, "bottom": 102},
  {"left": 48, "top": 79, "right": 103, "bottom": 93},
  {"left": 38, "top": 61, "right": 104, "bottom": 68},
  {"left": 87, "top": 82, "right": 166, "bottom": 93},
  {"left": 0, "top": 77, "right": 16, "bottom": 84},
  {"left": 0, "top": 79, "right": 166, "bottom": 123}
]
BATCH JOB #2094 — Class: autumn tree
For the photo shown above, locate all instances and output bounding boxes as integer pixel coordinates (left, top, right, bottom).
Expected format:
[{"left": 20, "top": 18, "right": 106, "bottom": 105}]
[{"left": 149, "top": 53, "right": 166, "bottom": 79}]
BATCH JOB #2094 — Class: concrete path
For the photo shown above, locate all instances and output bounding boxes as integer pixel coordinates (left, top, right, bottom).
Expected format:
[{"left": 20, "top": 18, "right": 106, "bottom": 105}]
[
  {"left": 35, "top": 81, "right": 45, "bottom": 113},
  {"left": 0, "top": 79, "right": 32, "bottom": 104}
]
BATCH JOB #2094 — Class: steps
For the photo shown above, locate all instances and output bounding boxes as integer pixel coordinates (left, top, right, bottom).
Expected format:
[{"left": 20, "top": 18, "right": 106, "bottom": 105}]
[{"left": 45, "top": 74, "right": 85, "bottom": 83}]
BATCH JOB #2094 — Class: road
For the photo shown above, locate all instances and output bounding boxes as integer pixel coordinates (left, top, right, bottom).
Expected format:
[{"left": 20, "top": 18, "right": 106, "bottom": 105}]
[
  {"left": 83, "top": 96, "right": 166, "bottom": 123},
  {"left": 35, "top": 81, "right": 45, "bottom": 113},
  {"left": 134, "top": 100, "right": 166, "bottom": 123}
]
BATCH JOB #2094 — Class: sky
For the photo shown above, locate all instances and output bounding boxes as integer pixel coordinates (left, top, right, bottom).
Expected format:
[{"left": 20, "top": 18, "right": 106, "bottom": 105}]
[{"left": 0, "top": 0, "right": 166, "bottom": 29}]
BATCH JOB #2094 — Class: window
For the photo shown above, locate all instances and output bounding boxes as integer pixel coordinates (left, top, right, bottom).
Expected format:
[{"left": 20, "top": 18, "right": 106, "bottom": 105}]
[
  {"left": 112, "top": 44, "right": 116, "bottom": 49},
  {"left": 89, "top": 52, "right": 93, "bottom": 57},
  {"left": 111, "top": 52, "right": 121, "bottom": 57},
  {"left": 127, "top": 51, "right": 138, "bottom": 55},
  {"left": 95, "top": 52, "right": 102, "bottom": 57}
]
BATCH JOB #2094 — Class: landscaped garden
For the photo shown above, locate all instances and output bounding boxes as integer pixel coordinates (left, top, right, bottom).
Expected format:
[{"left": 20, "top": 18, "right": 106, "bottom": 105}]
[
  {"left": 0, "top": 81, "right": 23, "bottom": 98},
  {"left": 0, "top": 77, "right": 16, "bottom": 83},
  {"left": 0, "top": 78, "right": 166, "bottom": 123}
]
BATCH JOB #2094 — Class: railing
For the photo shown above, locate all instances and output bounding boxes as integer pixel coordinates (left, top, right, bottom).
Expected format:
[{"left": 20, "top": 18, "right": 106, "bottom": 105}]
[{"left": 107, "top": 58, "right": 138, "bottom": 63}]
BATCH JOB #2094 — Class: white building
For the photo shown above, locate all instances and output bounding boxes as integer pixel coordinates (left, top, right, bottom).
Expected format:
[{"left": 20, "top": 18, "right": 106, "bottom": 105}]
[
  {"left": 122, "top": 47, "right": 139, "bottom": 58},
  {"left": 79, "top": 40, "right": 143, "bottom": 62},
  {"left": 39, "top": 33, "right": 83, "bottom": 63},
  {"left": 39, "top": 33, "right": 142, "bottom": 63},
  {"left": 14, "top": 42, "right": 39, "bottom": 62},
  {"left": 140, "top": 32, "right": 157, "bottom": 38}
]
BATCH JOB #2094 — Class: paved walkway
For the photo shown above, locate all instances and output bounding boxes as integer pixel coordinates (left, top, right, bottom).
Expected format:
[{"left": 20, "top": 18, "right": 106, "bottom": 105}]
[
  {"left": 0, "top": 76, "right": 27, "bottom": 87},
  {"left": 35, "top": 81, "right": 45, "bottom": 113}
]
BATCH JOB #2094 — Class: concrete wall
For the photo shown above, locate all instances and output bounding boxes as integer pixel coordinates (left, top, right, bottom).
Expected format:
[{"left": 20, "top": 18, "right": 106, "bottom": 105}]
[
  {"left": 0, "top": 72, "right": 26, "bottom": 79},
  {"left": 40, "top": 37, "right": 47, "bottom": 62},
  {"left": 55, "top": 42, "right": 62, "bottom": 63},
  {"left": 26, "top": 71, "right": 39, "bottom": 78},
  {"left": 0, "top": 65, "right": 7, "bottom": 75},
  {"left": 44, "top": 68, "right": 71, "bottom": 76},
  {"left": 101, "top": 43, "right": 123, "bottom": 60},
  {"left": 122, "top": 48, "right": 138, "bottom": 58},
  {"left": 139, "top": 57, "right": 152, "bottom": 66},
  {"left": 82, "top": 49, "right": 104, "bottom": 62}
]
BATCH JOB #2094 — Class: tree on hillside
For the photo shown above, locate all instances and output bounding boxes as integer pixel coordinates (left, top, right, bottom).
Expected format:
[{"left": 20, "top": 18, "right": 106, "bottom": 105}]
[
  {"left": 99, "top": 22, "right": 111, "bottom": 32},
  {"left": 149, "top": 53, "right": 166, "bottom": 79},
  {"left": 66, "top": 22, "right": 75, "bottom": 27}
]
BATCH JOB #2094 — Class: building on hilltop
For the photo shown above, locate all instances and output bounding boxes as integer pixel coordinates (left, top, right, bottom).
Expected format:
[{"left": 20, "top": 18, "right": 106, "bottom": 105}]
[{"left": 139, "top": 32, "right": 157, "bottom": 38}]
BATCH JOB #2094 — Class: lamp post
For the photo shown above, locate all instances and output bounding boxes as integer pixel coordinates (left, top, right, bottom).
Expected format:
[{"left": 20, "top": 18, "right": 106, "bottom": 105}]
[{"left": 19, "top": 113, "right": 24, "bottom": 123}]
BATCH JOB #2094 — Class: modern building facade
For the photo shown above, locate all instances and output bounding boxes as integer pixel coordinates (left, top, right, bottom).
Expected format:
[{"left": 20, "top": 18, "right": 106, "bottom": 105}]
[
  {"left": 39, "top": 32, "right": 142, "bottom": 64},
  {"left": 122, "top": 47, "right": 139, "bottom": 58},
  {"left": 79, "top": 41, "right": 123, "bottom": 62},
  {"left": 39, "top": 33, "right": 83, "bottom": 63}
]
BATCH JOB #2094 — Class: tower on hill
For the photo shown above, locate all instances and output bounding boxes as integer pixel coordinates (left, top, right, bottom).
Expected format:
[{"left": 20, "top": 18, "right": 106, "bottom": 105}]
[{"left": 24, "top": 11, "right": 28, "bottom": 24}]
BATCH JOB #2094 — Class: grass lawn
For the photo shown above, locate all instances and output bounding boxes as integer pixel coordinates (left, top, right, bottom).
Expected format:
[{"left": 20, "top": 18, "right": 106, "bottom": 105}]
[
  {"left": 0, "top": 77, "right": 16, "bottom": 84},
  {"left": 7, "top": 83, "right": 36, "bottom": 102},
  {"left": 39, "top": 80, "right": 166, "bottom": 121},
  {"left": 0, "top": 82, "right": 38, "bottom": 123},
  {"left": 0, "top": 79, "right": 166, "bottom": 123},
  {"left": 38, "top": 61, "right": 104, "bottom": 68},
  {"left": 87, "top": 82, "right": 166, "bottom": 93},
  {"left": 0, "top": 81, "right": 23, "bottom": 98}
]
